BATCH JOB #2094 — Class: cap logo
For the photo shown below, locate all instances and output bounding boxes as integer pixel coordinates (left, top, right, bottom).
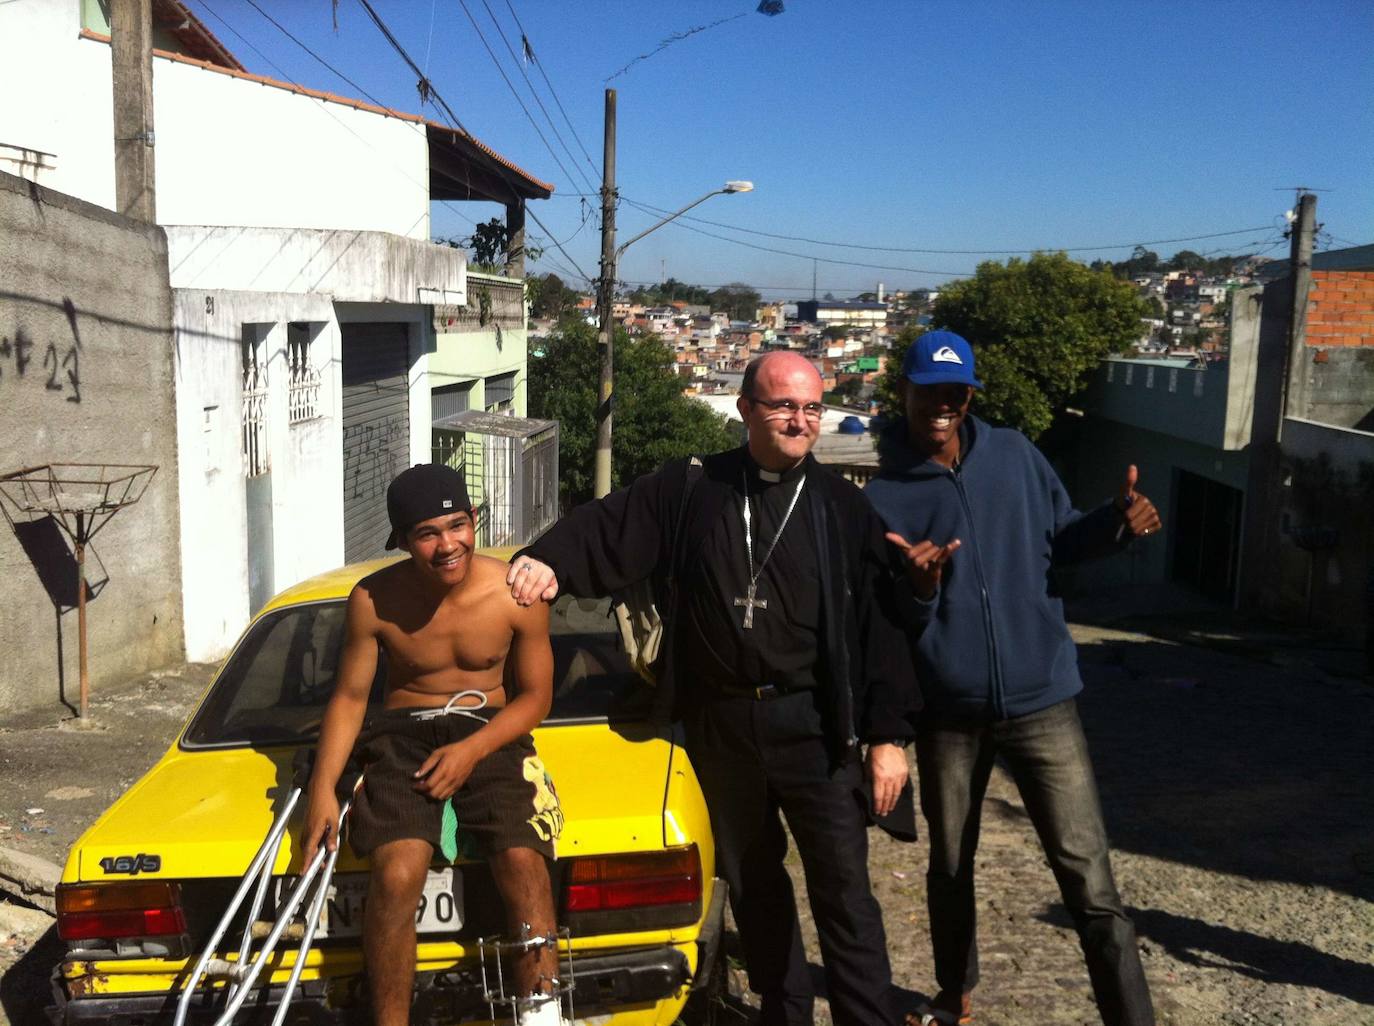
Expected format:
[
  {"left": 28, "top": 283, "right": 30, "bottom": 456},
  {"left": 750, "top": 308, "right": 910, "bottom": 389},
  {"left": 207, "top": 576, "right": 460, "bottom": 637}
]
[
  {"left": 932, "top": 346, "right": 963, "bottom": 364},
  {"left": 442, "top": 499, "right": 453, "bottom": 509}
]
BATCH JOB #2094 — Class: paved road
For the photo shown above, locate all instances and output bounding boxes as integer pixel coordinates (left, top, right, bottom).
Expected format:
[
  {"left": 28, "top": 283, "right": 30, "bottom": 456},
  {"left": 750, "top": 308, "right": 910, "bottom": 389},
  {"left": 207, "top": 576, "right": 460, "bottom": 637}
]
[{"left": 2, "top": 625, "right": 1371, "bottom": 1026}]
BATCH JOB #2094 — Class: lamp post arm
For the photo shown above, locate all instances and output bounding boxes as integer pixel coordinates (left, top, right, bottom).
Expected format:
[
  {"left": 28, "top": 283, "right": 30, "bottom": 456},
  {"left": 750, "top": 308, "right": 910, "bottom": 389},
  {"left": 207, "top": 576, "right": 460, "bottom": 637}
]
[{"left": 614, "top": 189, "right": 726, "bottom": 261}]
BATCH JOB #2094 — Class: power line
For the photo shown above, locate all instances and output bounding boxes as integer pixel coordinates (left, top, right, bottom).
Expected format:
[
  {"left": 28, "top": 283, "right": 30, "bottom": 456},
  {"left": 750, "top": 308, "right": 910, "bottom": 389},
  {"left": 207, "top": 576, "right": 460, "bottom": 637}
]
[
  {"left": 355, "top": 0, "right": 469, "bottom": 134},
  {"left": 475, "top": 0, "right": 598, "bottom": 194},
  {"left": 620, "top": 198, "right": 965, "bottom": 278},
  {"left": 215, "top": 0, "right": 482, "bottom": 233},
  {"left": 452, "top": 0, "right": 590, "bottom": 195},
  {"left": 500, "top": 0, "right": 600, "bottom": 176},
  {"left": 342, "top": 0, "right": 594, "bottom": 282},
  {"left": 620, "top": 198, "right": 1279, "bottom": 256}
]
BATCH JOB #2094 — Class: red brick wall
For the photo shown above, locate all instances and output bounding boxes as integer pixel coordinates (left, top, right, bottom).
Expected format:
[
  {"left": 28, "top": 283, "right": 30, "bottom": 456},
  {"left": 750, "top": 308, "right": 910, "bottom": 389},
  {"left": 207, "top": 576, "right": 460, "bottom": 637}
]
[{"left": 1306, "top": 270, "right": 1374, "bottom": 347}]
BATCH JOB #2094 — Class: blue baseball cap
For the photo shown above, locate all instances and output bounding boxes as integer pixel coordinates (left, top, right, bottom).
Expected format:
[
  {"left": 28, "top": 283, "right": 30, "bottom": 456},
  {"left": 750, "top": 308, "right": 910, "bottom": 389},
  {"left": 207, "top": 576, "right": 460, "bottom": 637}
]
[{"left": 902, "top": 330, "right": 983, "bottom": 389}]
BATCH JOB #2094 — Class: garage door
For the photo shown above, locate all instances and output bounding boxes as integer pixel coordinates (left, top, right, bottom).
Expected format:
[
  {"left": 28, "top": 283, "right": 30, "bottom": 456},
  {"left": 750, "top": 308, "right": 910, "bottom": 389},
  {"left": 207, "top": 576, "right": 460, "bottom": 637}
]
[{"left": 342, "top": 323, "right": 410, "bottom": 563}]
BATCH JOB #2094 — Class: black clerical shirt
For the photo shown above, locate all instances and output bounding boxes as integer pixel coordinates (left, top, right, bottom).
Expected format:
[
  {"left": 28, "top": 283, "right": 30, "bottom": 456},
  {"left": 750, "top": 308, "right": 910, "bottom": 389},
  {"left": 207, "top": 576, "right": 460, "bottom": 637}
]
[{"left": 680, "top": 454, "right": 823, "bottom": 693}]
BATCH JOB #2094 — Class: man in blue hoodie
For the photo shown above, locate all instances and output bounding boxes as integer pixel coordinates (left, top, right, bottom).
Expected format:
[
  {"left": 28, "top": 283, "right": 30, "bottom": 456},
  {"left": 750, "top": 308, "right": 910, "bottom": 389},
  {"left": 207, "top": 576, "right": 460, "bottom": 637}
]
[{"left": 865, "top": 332, "right": 1160, "bottom": 1026}]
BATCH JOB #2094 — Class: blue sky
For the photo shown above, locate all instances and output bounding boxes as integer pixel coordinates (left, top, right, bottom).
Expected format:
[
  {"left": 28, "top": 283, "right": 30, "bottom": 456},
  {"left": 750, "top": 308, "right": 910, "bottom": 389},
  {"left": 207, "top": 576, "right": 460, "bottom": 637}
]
[{"left": 188, "top": 0, "right": 1374, "bottom": 300}]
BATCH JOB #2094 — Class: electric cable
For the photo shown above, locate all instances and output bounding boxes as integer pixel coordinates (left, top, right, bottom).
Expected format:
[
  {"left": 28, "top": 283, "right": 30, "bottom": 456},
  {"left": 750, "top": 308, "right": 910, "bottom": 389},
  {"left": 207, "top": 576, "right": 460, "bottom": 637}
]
[
  {"left": 476, "top": 0, "right": 598, "bottom": 195},
  {"left": 198, "top": 0, "right": 482, "bottom": 231},
  {"left": 500, "top": 0, "right": 600, "bottom": 176},
  {"left": 620, "top": 197, "right": 1280, "bottom": 256},
  {"left": 452, "top": 0, "right": 589, "bottom": 196},
  {"left": 343, "top": 0, "right": 595, "bottom": 282},
  {"left": 355, "top": 0, "right": 469, "bottom": 134}
]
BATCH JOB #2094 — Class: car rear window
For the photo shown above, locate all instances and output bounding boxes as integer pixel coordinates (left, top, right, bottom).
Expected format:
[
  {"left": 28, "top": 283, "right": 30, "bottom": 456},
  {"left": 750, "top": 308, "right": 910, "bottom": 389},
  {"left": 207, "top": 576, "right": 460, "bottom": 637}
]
[{"left": 182, "top": 596, "right": 650, "bottom": 748}]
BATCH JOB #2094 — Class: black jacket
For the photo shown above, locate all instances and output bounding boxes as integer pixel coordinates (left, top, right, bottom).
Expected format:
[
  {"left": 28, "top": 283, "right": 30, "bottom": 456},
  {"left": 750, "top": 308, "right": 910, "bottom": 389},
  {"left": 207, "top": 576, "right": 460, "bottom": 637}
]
[{"left": 522, "top": 448, "right": 920, "bottom": 765}]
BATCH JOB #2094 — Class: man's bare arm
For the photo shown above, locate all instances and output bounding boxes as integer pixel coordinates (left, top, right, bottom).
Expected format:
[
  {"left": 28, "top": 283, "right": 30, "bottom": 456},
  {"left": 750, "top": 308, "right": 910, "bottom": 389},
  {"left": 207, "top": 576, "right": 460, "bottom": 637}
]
[
  {"left": 412, "top": 598, "right": 553, "bottom": 799},
  {"left": 302, "top": 586, "right": 378, "bottom": 863}
]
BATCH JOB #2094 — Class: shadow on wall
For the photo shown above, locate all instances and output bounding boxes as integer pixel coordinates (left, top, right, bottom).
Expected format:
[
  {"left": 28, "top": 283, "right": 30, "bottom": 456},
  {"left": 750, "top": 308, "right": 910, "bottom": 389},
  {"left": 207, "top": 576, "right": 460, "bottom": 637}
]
[{"left": 7, "top": 514, "right": 108, "bottom": 714}]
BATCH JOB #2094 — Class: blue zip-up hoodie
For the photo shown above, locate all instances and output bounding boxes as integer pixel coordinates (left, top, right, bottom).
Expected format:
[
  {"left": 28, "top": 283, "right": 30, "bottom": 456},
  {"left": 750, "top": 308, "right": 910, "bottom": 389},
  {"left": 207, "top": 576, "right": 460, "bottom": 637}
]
[{"left": 864, "top": 415, "right": 1127, "bottom": 721}]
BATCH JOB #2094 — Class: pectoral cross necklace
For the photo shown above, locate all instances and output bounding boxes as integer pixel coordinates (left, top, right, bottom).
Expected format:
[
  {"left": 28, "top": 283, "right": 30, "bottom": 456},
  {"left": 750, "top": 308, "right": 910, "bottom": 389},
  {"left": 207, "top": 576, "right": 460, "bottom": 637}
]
[{"left": 735, "top": 469, "right": 806, "bottom": 629}]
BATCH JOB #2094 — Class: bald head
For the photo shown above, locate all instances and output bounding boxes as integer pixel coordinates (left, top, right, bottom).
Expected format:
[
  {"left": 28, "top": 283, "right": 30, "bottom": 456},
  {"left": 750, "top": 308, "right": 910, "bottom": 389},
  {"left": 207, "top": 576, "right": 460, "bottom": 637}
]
[
  {"left": 741, "top": 351, "right": 822, "bottom": 399},
  {"left": 737, "top": 351, "right": 825, "bottom": 471}
]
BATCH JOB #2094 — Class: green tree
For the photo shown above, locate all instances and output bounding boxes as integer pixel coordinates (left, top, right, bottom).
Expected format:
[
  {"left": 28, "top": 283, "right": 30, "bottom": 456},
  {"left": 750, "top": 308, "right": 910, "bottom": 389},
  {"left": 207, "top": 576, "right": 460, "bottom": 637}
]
[
  {"left": 877, "top": 253, "right": 1145, "bottom": 439},
  {"left": 527, "top": 273, "right": 580, "bottom": 321},
  {"left": 874, "top": 324, "right": 926, "bottom": 420},
  {"left": 527, "top": 321, "right": 738, "bottom": 506},
  {"left": 709, "top": 283, "right": 762, "bottom": 321},
  {"left": 468, "top": 218, "right": 509, "bottom": 270}
]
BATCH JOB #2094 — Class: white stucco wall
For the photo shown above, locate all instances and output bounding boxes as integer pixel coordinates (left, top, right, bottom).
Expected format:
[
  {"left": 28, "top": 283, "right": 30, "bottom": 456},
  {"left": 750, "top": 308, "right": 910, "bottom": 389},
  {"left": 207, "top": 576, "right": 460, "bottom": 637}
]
[
  {"left": 0, "top": 2, "right": 431, "bottom": 238},
  {"left": 171, "top": 289, "right": 342, "bottom": 659},
  {"left": 166, "top": 227, "right": 459, "bottom": 659}
]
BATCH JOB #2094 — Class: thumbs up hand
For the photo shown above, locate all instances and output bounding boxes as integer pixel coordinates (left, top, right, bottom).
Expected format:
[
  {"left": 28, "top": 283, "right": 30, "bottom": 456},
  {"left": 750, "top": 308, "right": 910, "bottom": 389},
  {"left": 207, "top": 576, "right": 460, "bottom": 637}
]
[{"left": 1115, "top": 464, "right": 1161, "bottom": 538}]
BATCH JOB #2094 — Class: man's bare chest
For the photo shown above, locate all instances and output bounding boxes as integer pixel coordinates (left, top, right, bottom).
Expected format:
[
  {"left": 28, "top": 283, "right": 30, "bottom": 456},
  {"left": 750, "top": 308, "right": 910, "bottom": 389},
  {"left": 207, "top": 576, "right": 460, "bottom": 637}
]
[{"left": 377, "top": 610, "right": 512, "bottom": 678}]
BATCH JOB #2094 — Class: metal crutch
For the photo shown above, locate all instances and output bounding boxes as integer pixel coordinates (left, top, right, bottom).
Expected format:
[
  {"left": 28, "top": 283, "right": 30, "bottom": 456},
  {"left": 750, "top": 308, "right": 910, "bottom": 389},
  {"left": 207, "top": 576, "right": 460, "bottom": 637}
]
[{"left": 173, "top": 774, "right": 363, "bottom": 1026}]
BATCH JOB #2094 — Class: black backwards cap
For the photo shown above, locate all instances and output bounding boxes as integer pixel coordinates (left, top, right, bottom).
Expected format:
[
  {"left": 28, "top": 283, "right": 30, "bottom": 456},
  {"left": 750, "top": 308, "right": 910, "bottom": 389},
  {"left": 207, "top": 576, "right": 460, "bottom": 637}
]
[{"left": 385, "top": 463, "right": 472, "bottom": 550}]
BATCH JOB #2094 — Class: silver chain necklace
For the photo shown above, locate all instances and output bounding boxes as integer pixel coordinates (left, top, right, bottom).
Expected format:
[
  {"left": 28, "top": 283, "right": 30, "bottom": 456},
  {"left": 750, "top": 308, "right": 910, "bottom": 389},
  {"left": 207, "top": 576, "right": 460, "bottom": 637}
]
[{"left": 735, "top": 469, "right": 806, "bottom": 629}]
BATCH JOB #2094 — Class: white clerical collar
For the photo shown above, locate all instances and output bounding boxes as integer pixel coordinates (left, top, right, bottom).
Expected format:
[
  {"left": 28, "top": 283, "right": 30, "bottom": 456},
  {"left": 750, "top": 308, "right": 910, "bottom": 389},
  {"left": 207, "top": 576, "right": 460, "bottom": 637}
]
[{"left": 745, "top": 450, "right": 807, "bottom": 485}]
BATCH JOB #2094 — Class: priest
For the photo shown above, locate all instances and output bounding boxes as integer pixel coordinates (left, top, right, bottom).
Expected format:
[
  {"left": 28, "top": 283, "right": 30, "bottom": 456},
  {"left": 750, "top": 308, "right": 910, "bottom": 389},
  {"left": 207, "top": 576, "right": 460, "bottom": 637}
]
[{"left": 509, "top": 351, "right": 920, "bottom": 1026}]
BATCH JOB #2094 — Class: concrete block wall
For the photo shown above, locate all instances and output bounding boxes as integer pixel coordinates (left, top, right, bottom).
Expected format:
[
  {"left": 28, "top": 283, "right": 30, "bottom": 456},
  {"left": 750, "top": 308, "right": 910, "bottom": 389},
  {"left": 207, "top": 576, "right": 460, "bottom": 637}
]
[{"left": 0, "top": 172, "right": 184, "bottom": 715}]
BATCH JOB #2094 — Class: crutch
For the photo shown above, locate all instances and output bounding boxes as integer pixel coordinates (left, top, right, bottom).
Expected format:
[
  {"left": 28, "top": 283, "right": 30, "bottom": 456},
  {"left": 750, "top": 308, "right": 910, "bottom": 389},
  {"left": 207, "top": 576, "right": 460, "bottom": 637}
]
[{"left": 173, "top": 773, "right": 363, "bottom": 1026}]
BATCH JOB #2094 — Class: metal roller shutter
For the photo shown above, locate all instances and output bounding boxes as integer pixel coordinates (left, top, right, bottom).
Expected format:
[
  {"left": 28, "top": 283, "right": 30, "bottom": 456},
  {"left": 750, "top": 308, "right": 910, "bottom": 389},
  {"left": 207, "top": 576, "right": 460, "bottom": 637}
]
[{"left": 341, "top": 323, "right": 410, "bottom": 563}]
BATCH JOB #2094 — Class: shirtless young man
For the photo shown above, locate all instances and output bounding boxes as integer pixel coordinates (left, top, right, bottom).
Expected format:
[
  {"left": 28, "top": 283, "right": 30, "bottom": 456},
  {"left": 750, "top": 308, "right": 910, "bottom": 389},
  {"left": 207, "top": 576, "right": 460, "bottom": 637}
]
[{"left": 302, "top": 463, "right": 563, "bottom": 1026}]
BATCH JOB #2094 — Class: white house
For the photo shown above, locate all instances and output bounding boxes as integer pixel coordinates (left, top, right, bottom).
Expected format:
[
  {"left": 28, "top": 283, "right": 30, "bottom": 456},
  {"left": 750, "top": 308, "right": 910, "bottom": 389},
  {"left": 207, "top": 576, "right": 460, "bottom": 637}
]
[{"left": 1, "top": 0, "right": 554, "bottom": 659}]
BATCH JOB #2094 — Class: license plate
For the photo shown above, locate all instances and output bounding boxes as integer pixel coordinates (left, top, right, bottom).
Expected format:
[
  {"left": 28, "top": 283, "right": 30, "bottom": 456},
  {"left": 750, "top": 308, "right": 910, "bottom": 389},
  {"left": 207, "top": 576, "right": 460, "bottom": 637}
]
[{"left": 277, "top": 868, "right": 462, "bottom": 939}]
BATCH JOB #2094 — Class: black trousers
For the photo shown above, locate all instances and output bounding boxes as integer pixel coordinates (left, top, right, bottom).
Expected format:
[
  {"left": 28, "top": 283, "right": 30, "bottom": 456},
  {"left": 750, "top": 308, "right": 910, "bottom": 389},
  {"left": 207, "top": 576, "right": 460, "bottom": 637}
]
[
  {"left": 918, "top": 699, "right": 1154, "bottom": 1026},
  {"left": 683, "top": 691, "right": 896, "bottom": 1026}
]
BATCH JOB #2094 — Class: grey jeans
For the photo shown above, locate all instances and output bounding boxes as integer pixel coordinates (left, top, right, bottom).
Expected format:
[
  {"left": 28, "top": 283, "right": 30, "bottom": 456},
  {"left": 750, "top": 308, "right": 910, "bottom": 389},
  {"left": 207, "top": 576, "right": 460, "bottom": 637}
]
[{"left": 917, "top": 698, "right": 1155, "bottom": 1026}]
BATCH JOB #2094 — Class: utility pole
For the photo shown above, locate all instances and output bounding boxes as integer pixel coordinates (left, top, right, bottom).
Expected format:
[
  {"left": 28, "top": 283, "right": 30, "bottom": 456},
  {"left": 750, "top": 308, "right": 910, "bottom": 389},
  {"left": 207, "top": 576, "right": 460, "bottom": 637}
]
[
  {"left": 1281, "top": 192, "right": 1317, "bottom": 428},
  {"left": 593, "top": 89, "right": 617, "bottom": 499},
  {"left": 111, "top": 0, "right": 157, "bottom": 222}
]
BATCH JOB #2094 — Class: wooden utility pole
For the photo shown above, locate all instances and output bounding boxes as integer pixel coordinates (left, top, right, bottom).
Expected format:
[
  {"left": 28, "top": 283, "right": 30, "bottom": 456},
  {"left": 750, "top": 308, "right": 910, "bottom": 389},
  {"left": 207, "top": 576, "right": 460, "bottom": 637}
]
[
  {"left": 1281, "top": 192, "right": 1317, "bottom": 428},
  {"left": 111, "top": 0, "right": 157, "bottom": 222},
  {"left": 593, "top": 89, "right": 617, "bottom": 498}
]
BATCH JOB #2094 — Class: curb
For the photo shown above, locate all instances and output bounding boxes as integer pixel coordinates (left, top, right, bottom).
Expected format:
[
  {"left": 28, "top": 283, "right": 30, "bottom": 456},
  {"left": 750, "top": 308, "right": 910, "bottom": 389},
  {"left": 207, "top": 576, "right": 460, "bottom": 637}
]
[{"left": 0, "top": 845, "right": 61, "bottom": 915}]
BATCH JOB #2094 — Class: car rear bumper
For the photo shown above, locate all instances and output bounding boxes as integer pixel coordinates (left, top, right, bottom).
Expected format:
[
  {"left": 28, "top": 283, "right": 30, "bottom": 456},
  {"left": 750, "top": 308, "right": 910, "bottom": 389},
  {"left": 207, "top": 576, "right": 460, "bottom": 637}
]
[{"left": 59, "top": 945, "right": 694, "bottom": 1025}]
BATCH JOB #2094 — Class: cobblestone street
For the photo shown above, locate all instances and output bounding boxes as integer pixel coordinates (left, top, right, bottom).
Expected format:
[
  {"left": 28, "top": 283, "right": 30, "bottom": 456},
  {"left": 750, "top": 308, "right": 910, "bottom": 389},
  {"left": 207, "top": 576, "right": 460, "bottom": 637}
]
[
  {"left": 776, "top": 622, "right": 1374, "bottom": 1026},
  {"left": 2, "top": 623, "right": 1371, "bottom": 1025}
]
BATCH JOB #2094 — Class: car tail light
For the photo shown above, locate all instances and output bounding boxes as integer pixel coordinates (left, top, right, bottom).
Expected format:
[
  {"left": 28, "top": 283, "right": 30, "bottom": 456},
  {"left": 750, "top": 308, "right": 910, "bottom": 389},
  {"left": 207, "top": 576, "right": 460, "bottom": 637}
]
[
  {"left": 562, "top": 845, "right": 702, "bottom": 932},
  {"left": 56, "top": 881, "right": 188, "bottom": 942}
]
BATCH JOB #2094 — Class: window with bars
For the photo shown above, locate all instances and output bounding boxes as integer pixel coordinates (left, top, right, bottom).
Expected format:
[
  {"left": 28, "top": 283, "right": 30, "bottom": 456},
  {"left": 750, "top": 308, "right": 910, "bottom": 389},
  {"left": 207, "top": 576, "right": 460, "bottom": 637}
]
[
  {"left": 432, "top": 382, "right": 474, "bottom": 421},
  {"left": 287, "top": 322, "right": 323, "bottom": 424},
  {"left": 241, "top": 324, "right": 270, "bottom": 478},
  {"left": 485, "top": 371, "right": 517, "bottom": 414}
]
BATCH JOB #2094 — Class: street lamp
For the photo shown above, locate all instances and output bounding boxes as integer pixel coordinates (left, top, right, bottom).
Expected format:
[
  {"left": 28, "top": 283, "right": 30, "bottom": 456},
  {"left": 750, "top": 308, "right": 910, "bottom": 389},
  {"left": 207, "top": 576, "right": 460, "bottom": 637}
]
[{"left": 593, "top": 180, "right": 754, "bottom": 497}]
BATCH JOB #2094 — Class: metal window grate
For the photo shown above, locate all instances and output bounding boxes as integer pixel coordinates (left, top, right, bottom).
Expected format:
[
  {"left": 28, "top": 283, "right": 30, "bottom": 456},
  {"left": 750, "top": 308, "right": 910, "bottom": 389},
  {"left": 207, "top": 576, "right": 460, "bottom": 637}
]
[
  {"left": 287, "top": 322, "right": 322, "bottom": 424},
  {"left": 242, "top": 325, "right": 269, "bottom": 478},
  {"left": 485, "top": 371, "right": 517, "bottom": 411}
]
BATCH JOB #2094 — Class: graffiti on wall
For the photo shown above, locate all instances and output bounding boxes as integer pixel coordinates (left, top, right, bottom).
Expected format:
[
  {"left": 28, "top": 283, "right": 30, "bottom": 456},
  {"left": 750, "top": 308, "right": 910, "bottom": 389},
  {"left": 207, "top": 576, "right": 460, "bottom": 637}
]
[
  {"left": 1, "top": 299, "right": 84, "bottom": 403},
  {"left": 343, "top": 416, "right": 408, "bottom": 501}
]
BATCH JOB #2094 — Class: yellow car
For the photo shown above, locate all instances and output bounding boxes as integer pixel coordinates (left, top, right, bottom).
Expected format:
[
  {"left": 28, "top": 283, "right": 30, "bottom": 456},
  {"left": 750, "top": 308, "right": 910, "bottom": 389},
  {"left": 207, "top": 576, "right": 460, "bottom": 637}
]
[{"left": 53, "top": 555, "right": 725, "bottom": 1025}]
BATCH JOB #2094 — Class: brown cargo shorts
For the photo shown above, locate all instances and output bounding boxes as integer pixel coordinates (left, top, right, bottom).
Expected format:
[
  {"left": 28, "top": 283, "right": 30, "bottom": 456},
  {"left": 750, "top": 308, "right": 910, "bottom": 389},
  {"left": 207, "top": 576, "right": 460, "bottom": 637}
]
[{"left": 345, "top": 707, "right": 563, "bottom": 862}]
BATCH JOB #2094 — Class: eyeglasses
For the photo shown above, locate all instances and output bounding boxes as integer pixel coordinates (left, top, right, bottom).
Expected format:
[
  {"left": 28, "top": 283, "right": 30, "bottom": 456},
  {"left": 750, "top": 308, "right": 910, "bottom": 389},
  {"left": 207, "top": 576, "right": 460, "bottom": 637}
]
[{"left": 748, "top": 397, "right": 824, "bottom": 420}]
